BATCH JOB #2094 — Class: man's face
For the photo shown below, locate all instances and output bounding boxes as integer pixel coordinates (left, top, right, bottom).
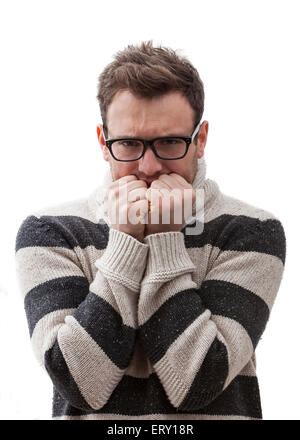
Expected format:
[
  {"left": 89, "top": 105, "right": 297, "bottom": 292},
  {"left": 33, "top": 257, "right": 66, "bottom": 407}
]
[{"left": 97, "top": 90, "right": 208, "bottom": 186}]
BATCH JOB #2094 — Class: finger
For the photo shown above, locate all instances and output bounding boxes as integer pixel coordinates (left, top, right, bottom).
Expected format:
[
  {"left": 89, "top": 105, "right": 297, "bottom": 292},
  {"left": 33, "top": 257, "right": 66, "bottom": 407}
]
[
  {"left": 150, "top": 179, "right": 170, "bottom": 190},
  {"left": 129, "top": 199, "right": 149, "bottom": 225},
  {"left": 118, "top": 174, "right": 138, "bottom": 183},
  {"left": 104, "top": 175, "right": 137, "bottom": 199},
  {"left": 134, "top": 199, "right": 149, "bottom": 216},
  {"left": 158, "top": 173, "right": 187, "bottom": 189},
  {"left": 116, "top": 180, "right": 147, "bottom": 198},
  {"left": 145, "top": 189, "right": 165, "bottom": 222},
  {"left": 118, "top": 181, "right": 148, "bottom": 202},
  {"left": 125, "top": 179, "right": 148, "bottom": 191},
  {"left": 127, "top": 187, "right": 148, "bottom": 203},
  {"left": 110, "top": 174, "right": 138, "bottom": 189},
  {"left": 168, "top": 173, "right": 191, "bottom": 188},
  {"left": 145, "top": 187, "right": 164, "bottom": 202},
  {"left": 106, "top": 178, "right": 146, "bottom": 201}
]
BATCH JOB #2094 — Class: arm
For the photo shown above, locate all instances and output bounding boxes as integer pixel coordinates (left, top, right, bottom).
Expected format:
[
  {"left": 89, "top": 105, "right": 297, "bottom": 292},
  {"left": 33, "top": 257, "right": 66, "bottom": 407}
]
[
  {"left": 15, "top": 215, "right": 148, "bottom": 411},
  {"left": 137, "top": 216, "right": 286, "bottom": 410}
]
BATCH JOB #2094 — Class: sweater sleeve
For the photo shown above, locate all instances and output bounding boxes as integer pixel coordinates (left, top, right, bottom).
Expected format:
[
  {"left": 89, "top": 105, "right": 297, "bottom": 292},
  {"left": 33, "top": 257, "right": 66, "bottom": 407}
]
[
  {"left": 137, "top": 216, "right": 286, "bottom": 410},
  {"left": 15, "top": 215, "right": 148, "bottom": 411}
]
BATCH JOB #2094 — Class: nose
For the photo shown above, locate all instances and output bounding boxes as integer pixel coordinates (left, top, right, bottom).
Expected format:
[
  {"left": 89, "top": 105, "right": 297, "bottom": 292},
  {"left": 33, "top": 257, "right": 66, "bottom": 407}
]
[{"left": 137, "top": 145, "right": 163, "bottom": 176}]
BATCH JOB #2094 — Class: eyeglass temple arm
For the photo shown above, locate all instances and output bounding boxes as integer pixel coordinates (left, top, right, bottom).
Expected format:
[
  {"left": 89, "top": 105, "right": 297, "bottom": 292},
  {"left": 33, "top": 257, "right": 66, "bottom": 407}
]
[
  {"left": 191, "top": 120, "right": 202, "bottom": 141},
  {"left": 101, "top": 124, "right": 108, "bottom": 141}
]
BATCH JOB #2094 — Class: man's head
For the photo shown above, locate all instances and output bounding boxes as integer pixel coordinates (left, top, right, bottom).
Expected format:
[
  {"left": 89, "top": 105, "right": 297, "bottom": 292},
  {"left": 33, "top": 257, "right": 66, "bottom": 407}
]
[{"left": 96, "top": 41, "right": 209, "bottom": 186}]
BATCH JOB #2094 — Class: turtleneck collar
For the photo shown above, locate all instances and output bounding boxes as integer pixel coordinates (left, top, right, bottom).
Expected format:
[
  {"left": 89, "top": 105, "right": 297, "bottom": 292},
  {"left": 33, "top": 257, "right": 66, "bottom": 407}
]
[{"left": 192, "top": 156, "right": 206, "bottom": 192}]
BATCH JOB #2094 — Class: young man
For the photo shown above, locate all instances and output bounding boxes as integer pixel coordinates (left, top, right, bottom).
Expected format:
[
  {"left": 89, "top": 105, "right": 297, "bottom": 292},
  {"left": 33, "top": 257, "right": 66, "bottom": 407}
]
[{"left": 15, "top": 41, "right": 286, "bottom": 420}]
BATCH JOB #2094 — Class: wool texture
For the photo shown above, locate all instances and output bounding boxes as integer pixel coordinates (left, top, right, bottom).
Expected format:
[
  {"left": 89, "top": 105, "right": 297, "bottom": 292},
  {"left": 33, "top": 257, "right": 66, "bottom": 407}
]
[{"left": 15, "top": 158, "right": 286, "bottom": 420}]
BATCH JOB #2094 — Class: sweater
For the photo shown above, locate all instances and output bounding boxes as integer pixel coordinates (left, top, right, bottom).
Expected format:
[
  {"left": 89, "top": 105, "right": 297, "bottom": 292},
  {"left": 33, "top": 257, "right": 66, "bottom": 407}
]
[{"left": 15, "top": 157, "right": 286, "bottom": 420}]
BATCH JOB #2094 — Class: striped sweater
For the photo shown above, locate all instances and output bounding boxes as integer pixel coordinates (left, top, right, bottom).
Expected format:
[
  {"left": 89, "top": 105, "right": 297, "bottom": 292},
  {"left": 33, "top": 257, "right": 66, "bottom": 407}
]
[{"left": 15, "top": 158, "right": 286, "bottom": 420}]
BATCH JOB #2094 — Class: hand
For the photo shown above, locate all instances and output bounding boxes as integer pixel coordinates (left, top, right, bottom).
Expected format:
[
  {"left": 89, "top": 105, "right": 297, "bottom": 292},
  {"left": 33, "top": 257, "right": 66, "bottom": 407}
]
[
  {"left": 105, "top": 175, "right": 148, "bottom": 242},
  {"left": 144, "top": 173, "right": 196, "bottom": 237}
]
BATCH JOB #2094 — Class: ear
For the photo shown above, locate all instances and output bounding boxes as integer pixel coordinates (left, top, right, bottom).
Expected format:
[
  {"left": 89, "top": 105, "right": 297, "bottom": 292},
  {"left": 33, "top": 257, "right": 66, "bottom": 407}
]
[
  {"left": 196, "top": 120, "right": 209, "bottom": 159},
  {"left": 96, "top": 124, "right": 110, "bottom": 162}
]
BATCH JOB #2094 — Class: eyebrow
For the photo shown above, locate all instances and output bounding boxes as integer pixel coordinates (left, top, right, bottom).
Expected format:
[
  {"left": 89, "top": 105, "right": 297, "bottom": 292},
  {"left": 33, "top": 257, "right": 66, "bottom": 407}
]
[{"left": 109, "top": 131, "right": 189, "bottom": 139}]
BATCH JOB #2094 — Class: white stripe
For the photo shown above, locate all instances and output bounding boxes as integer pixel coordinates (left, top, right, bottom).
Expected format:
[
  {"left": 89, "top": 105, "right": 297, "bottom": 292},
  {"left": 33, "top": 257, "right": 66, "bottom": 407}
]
[
  {"left": 57, "top": 315, "right": 124, "bottom": 410},
  {"left": 31, "top": 308, "right": 76, "bottom": 365}
]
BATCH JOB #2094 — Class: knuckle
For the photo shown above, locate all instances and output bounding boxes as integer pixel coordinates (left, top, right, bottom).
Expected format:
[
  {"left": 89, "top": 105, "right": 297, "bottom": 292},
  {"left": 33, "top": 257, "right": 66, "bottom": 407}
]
[
  {"left": 112, "top": 188, "right": 119, "bottom": 198},
  {"left": 107, "top": 187, "right": 118, "bottom": 200},
  {"left": 140, "top": 187, "right": 147, "bottom": 195},
  {"left": 137, "top": 181, "right": 147, "bottom": 190},
  {"left": 151, "top": 181, "right": 159, "bottom": 189},
  {"left": 124, "top": 175, "right": 137, "bottom": 182}
]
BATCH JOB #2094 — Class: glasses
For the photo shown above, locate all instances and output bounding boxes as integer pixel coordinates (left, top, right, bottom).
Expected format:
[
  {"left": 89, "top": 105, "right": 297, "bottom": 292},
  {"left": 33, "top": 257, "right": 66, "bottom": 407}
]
[{"left": 102, "top": 120, "right": 202, "bottom": 161}]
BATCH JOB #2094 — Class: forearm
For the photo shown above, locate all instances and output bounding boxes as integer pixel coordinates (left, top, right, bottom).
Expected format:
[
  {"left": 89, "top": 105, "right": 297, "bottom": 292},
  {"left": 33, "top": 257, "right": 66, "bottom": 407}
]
[
  {"left": 44, "top": 282, "right": 136, "bottom": 410},
  {"left": 16, "top": 216, "right": 148, "bottom": 411},
  {"left": 137, "top": 230, "right": 283, "bottom": 410},
  {"left": 45, "top": 229, "right": 149, "bottom": 410}
]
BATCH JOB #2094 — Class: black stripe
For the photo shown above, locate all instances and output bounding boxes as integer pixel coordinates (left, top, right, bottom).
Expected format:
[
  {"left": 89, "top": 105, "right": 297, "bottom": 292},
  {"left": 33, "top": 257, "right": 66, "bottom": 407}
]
[
  {"left": 178, "top": 337, "right": 229, "bottom": 410},
  {"left": 16, "top": 214, "right": 285, "bottom": 264},
  {"left": 138, "top": 289, "right": 206, "bottom": 364},
  {"left": 183, "top": 215, "right": 286, "bottom": 264},
  {"left": 15, "top": 216, "right": 72, "bottom": 250},
  {"left": 199, "top": 279, "right": 270, "bottom": 348},
  {"left": 73, "top": 292, "right": 136, "bottom": 370},
  {"left": 15, "top": 215, "right": 109, "bottom": 252},
  {"left": 45, "top": 343, "right": 93, "bottom": 411},
  {"left": 52, "top": 373, "right": 262, "bottom": 419},
  {"left": 25, "top": 276, "right": 89, "bottom": 336}
]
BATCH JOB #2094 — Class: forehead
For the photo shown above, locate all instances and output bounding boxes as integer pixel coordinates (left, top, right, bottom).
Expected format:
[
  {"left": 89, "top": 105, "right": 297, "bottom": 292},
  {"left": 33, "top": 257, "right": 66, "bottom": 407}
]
[{"left": 106, "top": 90, "right": 195, "bottom": 137}]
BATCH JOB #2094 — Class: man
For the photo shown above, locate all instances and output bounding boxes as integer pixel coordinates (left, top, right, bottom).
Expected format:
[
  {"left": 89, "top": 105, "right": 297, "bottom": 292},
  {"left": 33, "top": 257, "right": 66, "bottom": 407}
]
[{"left": 15, "top": 41, "right": 286, "bottom": 420}]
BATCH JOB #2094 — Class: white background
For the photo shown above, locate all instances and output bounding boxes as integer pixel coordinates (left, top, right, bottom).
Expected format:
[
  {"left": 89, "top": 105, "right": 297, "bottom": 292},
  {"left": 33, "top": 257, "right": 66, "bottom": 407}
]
[{"left": 0, "top": 0, "right": 299, "bottom": 420}]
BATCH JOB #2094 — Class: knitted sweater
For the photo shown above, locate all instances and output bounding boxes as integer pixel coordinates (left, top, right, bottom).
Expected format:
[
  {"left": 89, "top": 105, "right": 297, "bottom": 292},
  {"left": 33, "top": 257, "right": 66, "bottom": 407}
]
[{"left": 15, "top": 158, "right": 286, "bottom": 420}]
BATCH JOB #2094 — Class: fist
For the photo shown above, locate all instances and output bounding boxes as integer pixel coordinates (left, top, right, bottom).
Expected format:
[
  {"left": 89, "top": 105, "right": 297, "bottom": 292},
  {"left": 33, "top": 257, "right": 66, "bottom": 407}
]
[
  {"left": 144, "top": 173, "right": 196, "bottom": 237},
  {"left": 105, "top": 175, "right": 148, "bottom": 242}
]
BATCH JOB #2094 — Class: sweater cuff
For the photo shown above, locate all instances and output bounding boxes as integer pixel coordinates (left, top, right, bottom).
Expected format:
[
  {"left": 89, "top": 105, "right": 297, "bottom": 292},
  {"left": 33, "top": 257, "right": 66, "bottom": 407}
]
[
  {"left": 95, "top": 228, "right": 149, "bottom": 292},
  {"left": 143, "top": 232, "right": 196, "bottom": 282}
]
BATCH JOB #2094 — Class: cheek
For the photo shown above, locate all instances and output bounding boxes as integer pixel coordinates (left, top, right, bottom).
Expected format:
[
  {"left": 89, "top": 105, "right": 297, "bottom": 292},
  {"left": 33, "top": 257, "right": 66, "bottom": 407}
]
[
  {"left": 166, "top": 156, "right": 196, "bottom": 184},
  {"left": 102, "top": 147, "right": 110, "bottom": 162},
  {"left": 165, "top": 159, "right": 188, "bottom": 176},
  {"left": 112, "top": 162, "right": 138, "bottom": 180}
]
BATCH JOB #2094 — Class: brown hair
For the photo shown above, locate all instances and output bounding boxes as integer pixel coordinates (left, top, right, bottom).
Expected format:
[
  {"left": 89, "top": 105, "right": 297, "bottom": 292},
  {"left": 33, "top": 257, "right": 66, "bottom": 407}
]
[{"left": 96, "top": 41, "right": 205, "bottom": 136}]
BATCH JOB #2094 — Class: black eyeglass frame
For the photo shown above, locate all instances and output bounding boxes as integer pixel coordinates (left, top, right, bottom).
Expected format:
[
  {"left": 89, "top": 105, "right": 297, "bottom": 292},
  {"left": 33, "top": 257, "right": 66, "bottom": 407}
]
[{"left": 102, "top": 120, "right": 202, "bottom": 162}]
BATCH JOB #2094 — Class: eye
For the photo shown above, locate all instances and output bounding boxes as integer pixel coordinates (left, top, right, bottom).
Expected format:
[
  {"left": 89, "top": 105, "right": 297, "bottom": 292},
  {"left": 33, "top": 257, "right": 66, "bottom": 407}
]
[
  {"left": 160, "top": 138, "right": 181, "bottom": 145},
  {"left": 120, "top": 140, "right": 141, "bottom": 147}
]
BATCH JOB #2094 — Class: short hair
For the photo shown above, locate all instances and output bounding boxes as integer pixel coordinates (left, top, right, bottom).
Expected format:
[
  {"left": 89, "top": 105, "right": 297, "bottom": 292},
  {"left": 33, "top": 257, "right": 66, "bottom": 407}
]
[{"left": 96, "top": 40, "right": 205, "bottom": 136}]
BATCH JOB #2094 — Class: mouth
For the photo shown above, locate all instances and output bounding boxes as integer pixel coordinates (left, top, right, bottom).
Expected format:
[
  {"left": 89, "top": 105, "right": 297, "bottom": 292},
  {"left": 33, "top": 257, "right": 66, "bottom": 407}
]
[{"left": 140, "top": 179, "right": 155, "bottom": 187}]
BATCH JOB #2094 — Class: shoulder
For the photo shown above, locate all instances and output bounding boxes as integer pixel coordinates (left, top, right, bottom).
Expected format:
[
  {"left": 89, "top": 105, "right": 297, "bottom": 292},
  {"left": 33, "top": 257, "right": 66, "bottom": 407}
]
[
  {"left": 203, "top": 179, "right": 280, "bottom": 222},
  {"left": 187, "top": 180, "right": 286, "bottom": 265},
  {"left": 213, "top": 189, "right": 286, "bottom": 264},
  {"left": 15, "top": 188, "right": 109, "bottom": 253}
]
